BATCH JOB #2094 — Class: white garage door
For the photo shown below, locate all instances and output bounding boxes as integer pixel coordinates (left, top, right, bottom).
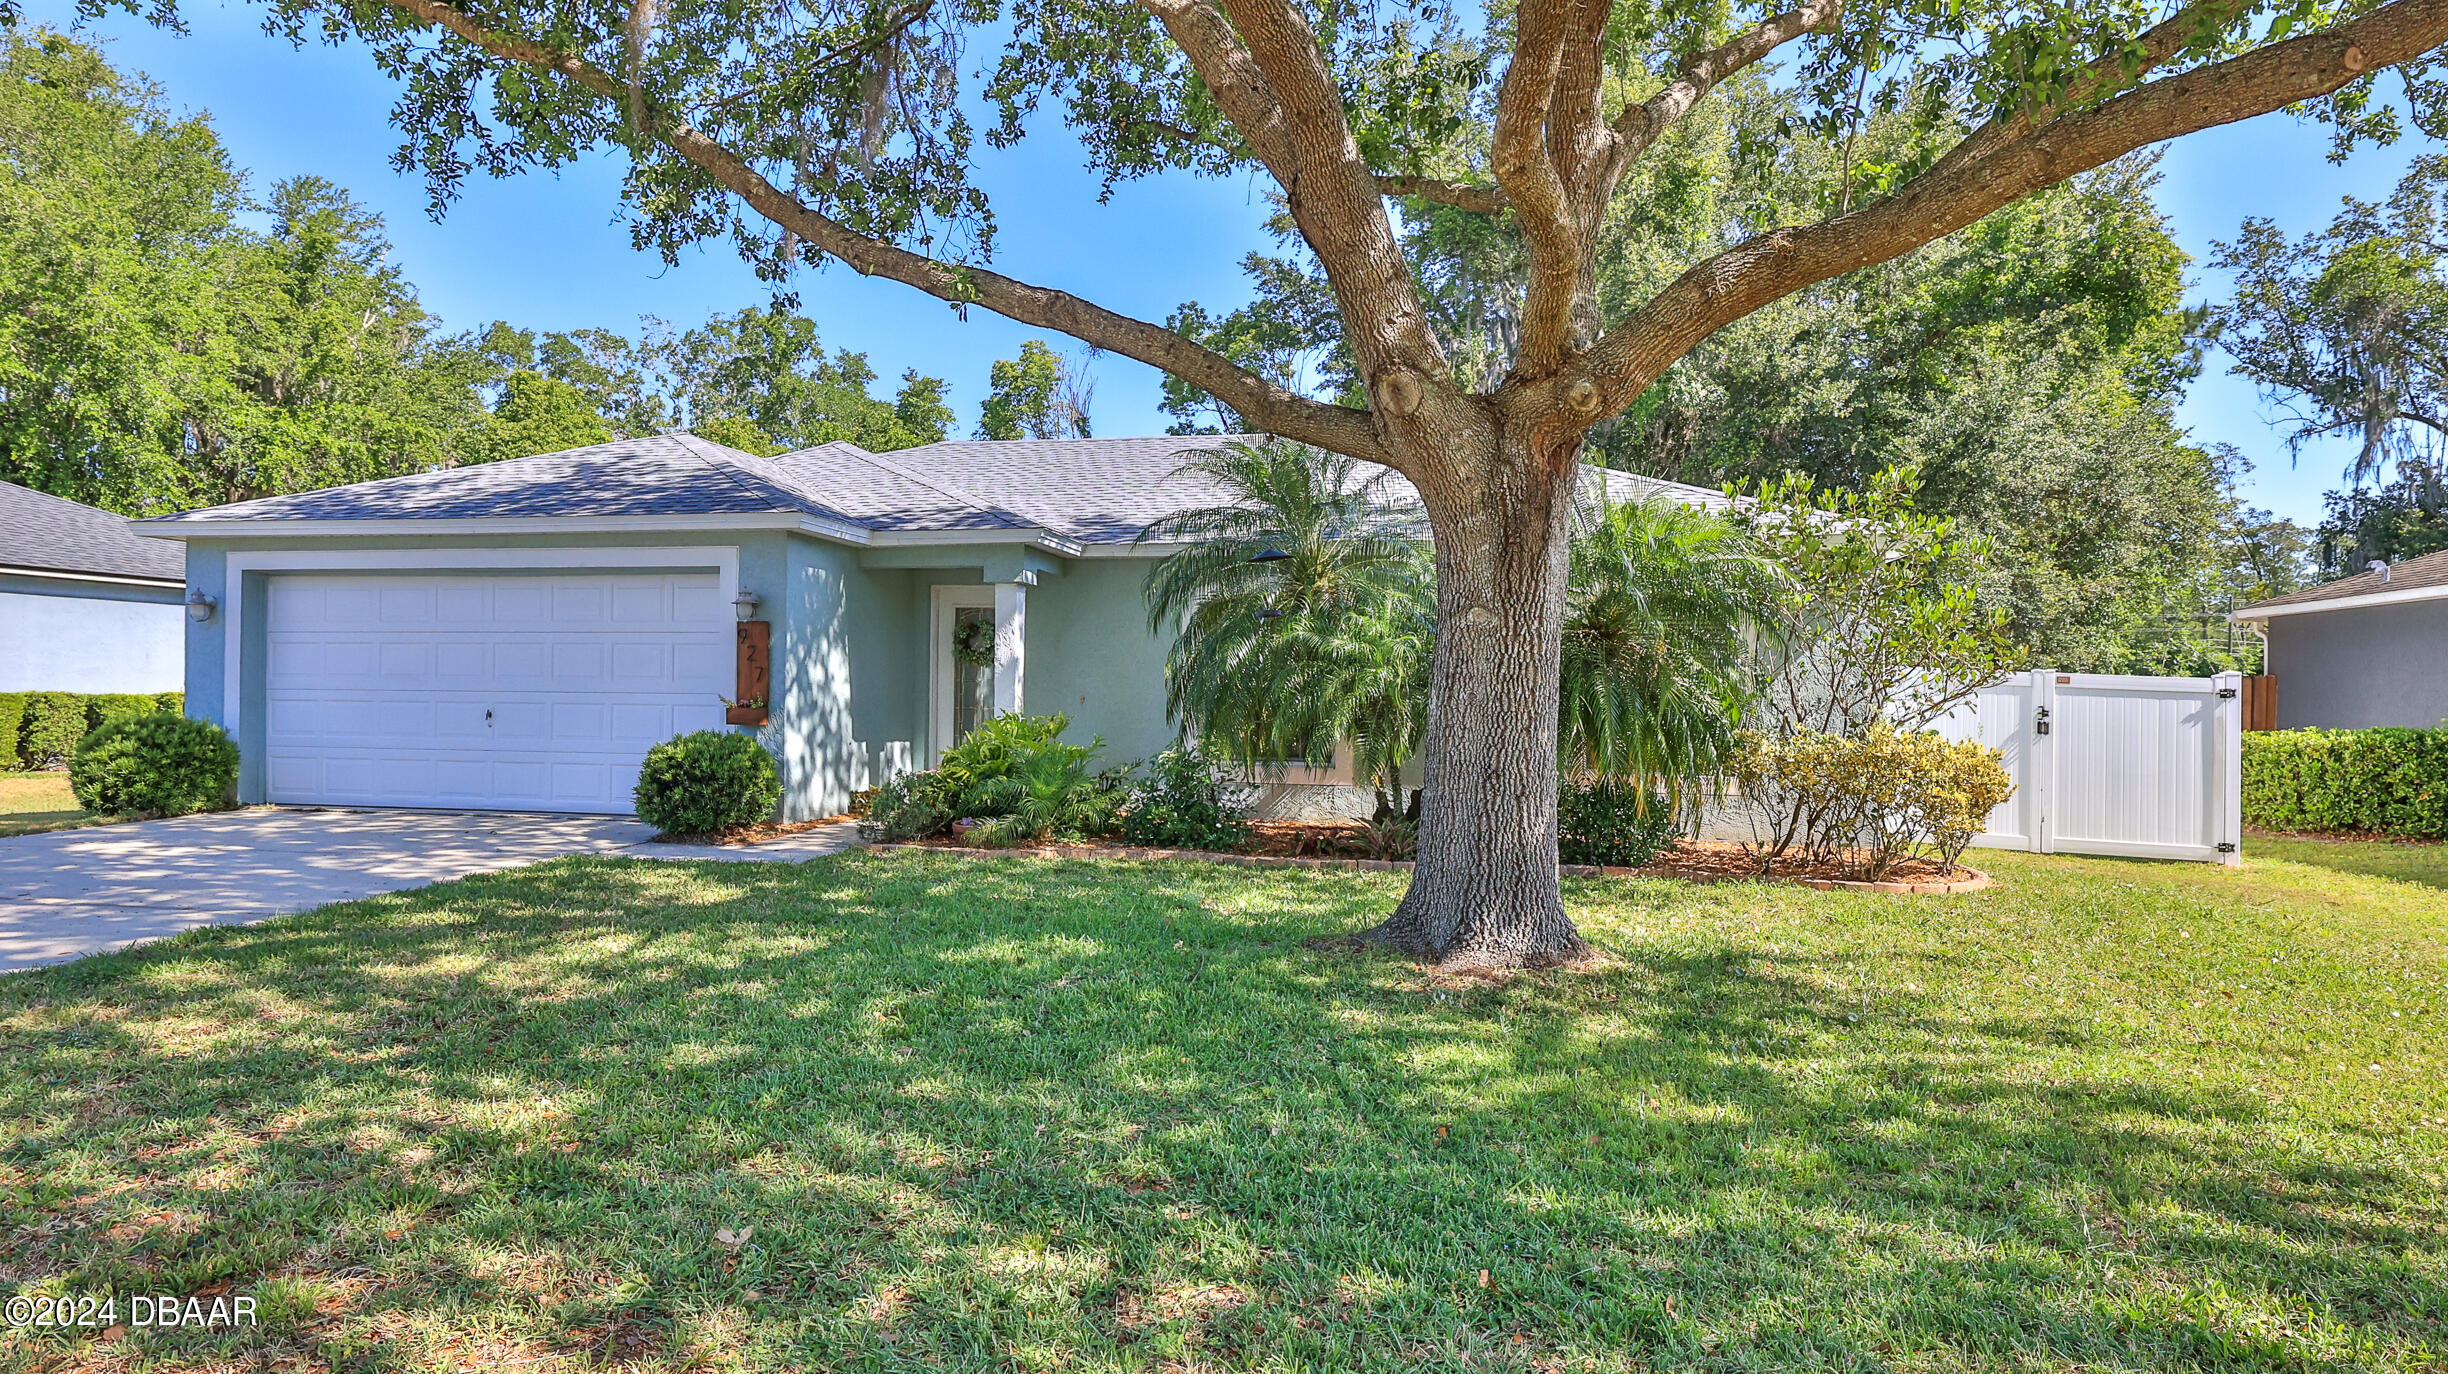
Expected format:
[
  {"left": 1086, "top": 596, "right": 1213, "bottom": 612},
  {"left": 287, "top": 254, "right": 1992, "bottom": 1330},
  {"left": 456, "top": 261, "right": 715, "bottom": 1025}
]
[{"left": 264, "top": 571, "right": 732, "bottom": 813}]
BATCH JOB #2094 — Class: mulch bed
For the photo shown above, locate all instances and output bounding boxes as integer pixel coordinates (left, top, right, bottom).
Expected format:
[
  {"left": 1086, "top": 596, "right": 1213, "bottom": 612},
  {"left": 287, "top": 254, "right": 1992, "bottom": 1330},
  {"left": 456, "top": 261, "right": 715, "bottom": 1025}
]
[
  {"left": 651, "top": 815, "right": 857, "bottom": 846},
  {"left": 878, "top": 822, "right": 1989, "bottom": 894}
]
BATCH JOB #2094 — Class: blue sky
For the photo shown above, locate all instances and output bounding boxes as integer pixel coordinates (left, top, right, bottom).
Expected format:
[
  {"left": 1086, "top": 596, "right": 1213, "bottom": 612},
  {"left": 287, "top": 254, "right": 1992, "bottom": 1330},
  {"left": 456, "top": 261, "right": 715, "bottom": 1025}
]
[{"left": 36, "top": 0, "right": 2431, "bottom": 526}]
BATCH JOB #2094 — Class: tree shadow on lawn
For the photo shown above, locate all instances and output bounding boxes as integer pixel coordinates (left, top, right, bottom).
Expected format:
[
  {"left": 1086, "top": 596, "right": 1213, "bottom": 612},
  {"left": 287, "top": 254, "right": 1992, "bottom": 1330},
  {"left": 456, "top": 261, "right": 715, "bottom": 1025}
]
[
  {"left": 1, "top": 852, "right": 2438, "bottom": 1372},
  {"left": 2246, "top": 833, "right": 2448, "bottom": 893}
]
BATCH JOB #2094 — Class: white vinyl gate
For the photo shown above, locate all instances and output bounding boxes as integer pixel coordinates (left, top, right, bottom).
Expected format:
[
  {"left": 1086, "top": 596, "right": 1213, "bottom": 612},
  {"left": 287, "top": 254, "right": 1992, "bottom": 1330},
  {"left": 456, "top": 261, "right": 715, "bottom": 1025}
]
[{"left": 1930, "top": 669, "right": 2244, "bottom": 866}]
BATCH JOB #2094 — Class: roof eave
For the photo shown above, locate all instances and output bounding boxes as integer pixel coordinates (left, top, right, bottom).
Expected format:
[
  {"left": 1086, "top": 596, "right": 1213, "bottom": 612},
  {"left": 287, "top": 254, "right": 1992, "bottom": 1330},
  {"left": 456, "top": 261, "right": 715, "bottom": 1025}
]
[
  {"left": 136, "top": 512, "right": 827, "bottom": 541},
  {"left": 2232, "top": 580, "right": 2448, "bottom": 621},
  {"left": 0, "top": 562, "right": 184, "bottom": 589}
]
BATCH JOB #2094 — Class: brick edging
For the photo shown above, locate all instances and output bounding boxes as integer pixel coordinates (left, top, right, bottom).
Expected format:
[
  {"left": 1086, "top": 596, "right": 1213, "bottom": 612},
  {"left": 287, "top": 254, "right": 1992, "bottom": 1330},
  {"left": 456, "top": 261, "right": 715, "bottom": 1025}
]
[{"left": 865, "top": 841, "right": 1992, "bottom": 894}]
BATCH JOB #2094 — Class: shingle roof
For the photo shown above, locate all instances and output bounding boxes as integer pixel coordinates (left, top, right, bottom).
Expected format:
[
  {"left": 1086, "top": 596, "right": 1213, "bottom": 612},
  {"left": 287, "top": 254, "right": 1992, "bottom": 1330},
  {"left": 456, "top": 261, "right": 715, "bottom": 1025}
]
[
  {"left": 139, "top": 431, "right": 1735, "bottom": 546},
  {"left": 2237, "top": 547, "right": 2448, "bottom": 615},
  {"left": 0, "top": 481, "right": 184, "bottom": 582}
]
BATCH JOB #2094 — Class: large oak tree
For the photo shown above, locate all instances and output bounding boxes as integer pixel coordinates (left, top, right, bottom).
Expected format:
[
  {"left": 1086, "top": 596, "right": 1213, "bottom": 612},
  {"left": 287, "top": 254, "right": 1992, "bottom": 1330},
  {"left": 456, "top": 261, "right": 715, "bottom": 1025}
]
[{"left": 59, "top": 0, "right": 2448, "bottom": 966}]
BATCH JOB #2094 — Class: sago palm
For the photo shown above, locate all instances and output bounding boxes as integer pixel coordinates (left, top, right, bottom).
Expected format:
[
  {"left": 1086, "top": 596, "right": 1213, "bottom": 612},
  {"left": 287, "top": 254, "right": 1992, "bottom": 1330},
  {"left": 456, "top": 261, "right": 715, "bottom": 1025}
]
[{"left": 1559, "top": 493, "right": 1786, "bottom": 796}]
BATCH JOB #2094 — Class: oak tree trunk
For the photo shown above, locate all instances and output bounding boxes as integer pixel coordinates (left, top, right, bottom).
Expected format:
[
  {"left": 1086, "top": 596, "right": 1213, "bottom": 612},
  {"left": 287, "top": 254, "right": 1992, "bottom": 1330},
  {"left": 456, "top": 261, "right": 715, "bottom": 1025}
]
[{"left": 1360, "top": 413, "right": 1591, "bottom": 970}]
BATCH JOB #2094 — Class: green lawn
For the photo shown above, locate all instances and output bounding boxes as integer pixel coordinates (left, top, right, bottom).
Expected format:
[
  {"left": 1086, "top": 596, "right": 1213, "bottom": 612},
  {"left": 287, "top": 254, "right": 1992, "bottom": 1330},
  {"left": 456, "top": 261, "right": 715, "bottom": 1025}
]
[
  {"left": 2248, "top": 830, "right": 2448, "bottom": 892},
  {"left": 0, "top": 771, "right": 99, "bottom": 838},
  {"left": 2, "top": 848, "right": 2441, "bottom": 1372}
]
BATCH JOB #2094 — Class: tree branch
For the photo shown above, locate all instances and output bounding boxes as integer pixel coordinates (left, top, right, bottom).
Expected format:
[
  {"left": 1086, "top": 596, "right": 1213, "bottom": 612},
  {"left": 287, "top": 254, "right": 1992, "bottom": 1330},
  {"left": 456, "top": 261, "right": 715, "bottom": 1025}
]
[
  {"left": 1373, "top": 173, "right": 1507, "bottom": 214},
  {"left": 1919, "top": 0, "right": 2250, "bottom": 186},
  {"left": 1205, "top": 0, "right": 1453, "bottom": 396},
  {"left": 1599, "top": 0, "right": 1845, "bottom": 196},
  {"left": 378, "top": 0, "right": 1382, "bottom": 458},
  {"left": 1573, "top": 0, "right": 2448, "bottom": 419},
  {"left": 1491, "top": 0, "right": 1581, "bottom": 374}
]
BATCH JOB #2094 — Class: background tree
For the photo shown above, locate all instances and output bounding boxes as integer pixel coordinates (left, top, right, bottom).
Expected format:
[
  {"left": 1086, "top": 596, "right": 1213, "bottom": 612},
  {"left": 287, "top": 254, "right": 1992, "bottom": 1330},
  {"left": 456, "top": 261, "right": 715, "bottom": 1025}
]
[
  {"left": 651, "top": 306, "right": 953, "bottom": 452},
  {"left": 2320, "top": 466, "right": 2448, "bottom": 568},
  {"left": 72, "top": 0, "right": 2448, "bottom": 966},
  {"left": 0, "top": 31, "right": 486, "bottom": 511},
  {"left": 976, "top": 340, "right": 1097, "bottom": 440},
  {"left": 2215, "top": 157, "right": 2448, "bottom": 493}
]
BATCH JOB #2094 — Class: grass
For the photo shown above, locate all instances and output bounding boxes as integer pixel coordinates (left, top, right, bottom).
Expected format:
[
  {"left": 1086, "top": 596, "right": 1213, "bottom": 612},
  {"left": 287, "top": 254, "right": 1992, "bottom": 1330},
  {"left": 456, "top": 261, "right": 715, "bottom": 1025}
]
[
  {"left": 2247, "top": 829, "right": 2448, "bottom": 892},
  {"left": 0, "top": 771, "right": 100, "bottom": 838},
  {"left": 1, "top": 847, "right": 2442, "bottom": 1373}
]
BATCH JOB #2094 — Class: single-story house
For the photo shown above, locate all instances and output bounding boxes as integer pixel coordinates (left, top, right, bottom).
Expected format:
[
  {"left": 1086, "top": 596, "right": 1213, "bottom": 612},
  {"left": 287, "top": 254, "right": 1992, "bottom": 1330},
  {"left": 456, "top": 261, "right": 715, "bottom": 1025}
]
[
  {"left": 2232, "top": 548, "right": 2448, "bottom": 729},
  {"left": 2, "top": 479, "right": 187, "bottom": 693},
  {"left": 136, "top": 433, "right": 1721, "bottom": 819}
]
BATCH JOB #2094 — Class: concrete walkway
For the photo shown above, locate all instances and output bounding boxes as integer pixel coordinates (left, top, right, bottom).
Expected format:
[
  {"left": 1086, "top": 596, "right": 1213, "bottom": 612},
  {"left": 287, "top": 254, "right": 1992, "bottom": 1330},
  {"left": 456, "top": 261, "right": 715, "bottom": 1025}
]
[{"left": 0, "top": 807, "right": 861, "bottom": 974}]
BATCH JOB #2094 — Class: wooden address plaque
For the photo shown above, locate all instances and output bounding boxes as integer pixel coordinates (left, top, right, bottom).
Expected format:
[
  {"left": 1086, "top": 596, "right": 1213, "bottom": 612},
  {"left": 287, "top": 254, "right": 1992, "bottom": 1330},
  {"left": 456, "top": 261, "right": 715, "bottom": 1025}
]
[{"left": 728, "top": 620, "right": 771, "bottom": 726}]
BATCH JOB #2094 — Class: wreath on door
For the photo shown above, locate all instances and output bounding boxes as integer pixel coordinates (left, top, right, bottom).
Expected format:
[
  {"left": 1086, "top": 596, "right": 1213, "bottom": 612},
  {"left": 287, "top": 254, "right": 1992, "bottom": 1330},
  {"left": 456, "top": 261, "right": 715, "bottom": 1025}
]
[{"left": 953, "top": 619, "right": 996, "bottom": 668}]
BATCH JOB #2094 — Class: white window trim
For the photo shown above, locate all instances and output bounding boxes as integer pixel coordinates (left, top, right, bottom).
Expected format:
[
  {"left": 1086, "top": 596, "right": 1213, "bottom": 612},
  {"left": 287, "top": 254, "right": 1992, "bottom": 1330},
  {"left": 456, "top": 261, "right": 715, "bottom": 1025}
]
[
  {"left": 928, "top": 584, "right": 997, "bottom": 763},
  {"left": 220, "top": 545, "right": 739, "bottom": 749}
]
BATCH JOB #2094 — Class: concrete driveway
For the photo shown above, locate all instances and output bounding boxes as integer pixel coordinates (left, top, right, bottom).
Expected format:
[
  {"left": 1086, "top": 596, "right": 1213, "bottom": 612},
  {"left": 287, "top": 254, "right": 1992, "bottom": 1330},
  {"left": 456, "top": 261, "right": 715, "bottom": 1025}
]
[{"left": 0, "top": 807, "right": 860, "bottom": 974}]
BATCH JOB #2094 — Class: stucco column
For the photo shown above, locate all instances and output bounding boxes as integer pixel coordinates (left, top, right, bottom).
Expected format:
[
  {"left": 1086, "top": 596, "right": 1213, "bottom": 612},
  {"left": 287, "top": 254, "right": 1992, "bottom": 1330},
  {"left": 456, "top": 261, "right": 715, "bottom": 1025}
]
[{"left": 992, "top": 578, "right": 1027, "bottom": 718}]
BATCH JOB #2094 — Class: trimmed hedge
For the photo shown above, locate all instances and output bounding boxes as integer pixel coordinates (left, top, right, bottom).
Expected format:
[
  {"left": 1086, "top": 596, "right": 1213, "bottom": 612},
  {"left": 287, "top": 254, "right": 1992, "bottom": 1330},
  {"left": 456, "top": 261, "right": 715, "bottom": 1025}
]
[
  {"left": 0, "top": 691, "right": 184, "bottom": 770},
  {"left": 2242, "top": 727, "right": 2448, "bottom": 839}
]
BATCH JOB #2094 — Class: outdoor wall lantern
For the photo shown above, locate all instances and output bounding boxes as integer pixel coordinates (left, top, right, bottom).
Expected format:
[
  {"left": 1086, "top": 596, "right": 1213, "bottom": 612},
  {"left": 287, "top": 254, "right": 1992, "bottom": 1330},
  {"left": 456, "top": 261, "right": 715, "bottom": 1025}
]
[
  {"left": 731, "top": 590, "right": 763, "bottom": 622},
  {"left": 185, "top": 590, "right": 218, "bottom": 623}
]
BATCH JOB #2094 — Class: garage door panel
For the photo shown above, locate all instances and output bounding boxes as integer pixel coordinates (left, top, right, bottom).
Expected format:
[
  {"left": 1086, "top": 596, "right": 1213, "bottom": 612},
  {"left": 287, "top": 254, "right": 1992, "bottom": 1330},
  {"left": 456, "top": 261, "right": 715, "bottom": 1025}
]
[{"left": 265, "top": 570, "right": 730, "bottom": 814}]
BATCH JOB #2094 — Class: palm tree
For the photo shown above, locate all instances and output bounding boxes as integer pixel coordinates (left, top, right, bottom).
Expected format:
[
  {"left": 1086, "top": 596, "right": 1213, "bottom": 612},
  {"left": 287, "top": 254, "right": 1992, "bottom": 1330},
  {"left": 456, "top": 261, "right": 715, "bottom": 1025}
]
[
  {"left": 1140, "top": 439, "right": 1432, "bottom": 817},
  {"left": 1559, "top": 493, "right": 1786, "bottom": 797}
]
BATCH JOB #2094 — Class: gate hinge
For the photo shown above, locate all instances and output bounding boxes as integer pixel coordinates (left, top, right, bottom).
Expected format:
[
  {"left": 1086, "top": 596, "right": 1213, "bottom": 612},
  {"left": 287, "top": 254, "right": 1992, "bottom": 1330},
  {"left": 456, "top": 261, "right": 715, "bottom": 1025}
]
[
  {"left": 2216, "top": 687, "right": 2239, "bottom": 699},
  {"left": 2215, "top": 842, "right": 2237, "bottom": 853}
]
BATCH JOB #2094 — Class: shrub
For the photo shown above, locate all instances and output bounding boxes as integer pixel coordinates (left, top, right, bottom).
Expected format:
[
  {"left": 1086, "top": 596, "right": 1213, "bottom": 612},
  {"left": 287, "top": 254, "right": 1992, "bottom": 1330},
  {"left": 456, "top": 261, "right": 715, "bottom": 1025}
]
[
  {"left": 19, "top": 692, "right": 86, "bottom": 769},
  {"left": 858, "top": 770, "right": 954, "bottom": 841},
  {"left": 0, "top": 694, "right": 23, "bottom": 770},
  {"left": 69, "top": 715, "right": 239, "bottom": 817},
  {"left": 154, "top": 691, "right": 185, "bottom": 716},
  {"left": 1558, "top": 778, "right": 1680, "bottom": 867},
  {"left": 1733, "top": 725, "right": 2013, "bottom": 878},
  {"left": 633, "top": 731, "right": 781, "bottom": 837},
  {"left": 965, "top": 746, "right": 1124, "bottom": 847},
  {"left": 936, "top": 712, "right": 1073, "bottom": 797},
  {"left": 1119, "top": 743, "right": 1252, "bottom": 851},
  {"left": 2243, "top": 727, "right": 2448, "bottom": 838}
]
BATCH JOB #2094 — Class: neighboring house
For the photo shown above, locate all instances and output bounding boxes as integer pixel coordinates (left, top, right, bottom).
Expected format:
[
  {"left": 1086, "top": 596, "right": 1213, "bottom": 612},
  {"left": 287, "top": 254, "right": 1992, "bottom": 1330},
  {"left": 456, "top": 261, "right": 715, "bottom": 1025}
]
[
  {"left": 1, "top": 480, "right": 186, "bottom": 694},
  {"left": 2233, "top": 548, "right": 2448, "bottom": 729},
  {"left": 138, "top": 433, "right": 1723, "bottom": 819}
]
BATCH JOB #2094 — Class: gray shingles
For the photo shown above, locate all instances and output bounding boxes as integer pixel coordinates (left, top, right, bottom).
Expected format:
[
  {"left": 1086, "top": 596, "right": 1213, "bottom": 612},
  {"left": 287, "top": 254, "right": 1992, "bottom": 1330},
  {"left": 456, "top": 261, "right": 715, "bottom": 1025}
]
[
  {"left": 2238, "top": 546, "right": 2448, "bottom": 614},
  {"left": 141, "top": 430, "right": 1736, "bottom": 545},
  {"left": 0, "top": 481, "right": 184, "bottom": 581}
]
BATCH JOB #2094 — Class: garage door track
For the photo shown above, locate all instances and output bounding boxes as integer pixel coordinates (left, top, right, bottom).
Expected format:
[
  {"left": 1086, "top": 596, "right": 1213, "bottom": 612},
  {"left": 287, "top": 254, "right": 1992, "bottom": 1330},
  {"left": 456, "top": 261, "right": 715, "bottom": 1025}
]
[{"left": 0, "top": 808, "right": 858, "bottom": 973}]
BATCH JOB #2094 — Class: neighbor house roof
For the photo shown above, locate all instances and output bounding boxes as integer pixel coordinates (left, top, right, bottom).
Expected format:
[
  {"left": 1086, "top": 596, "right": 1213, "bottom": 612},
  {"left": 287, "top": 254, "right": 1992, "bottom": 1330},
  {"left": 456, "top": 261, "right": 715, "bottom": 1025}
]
[
  {"left": 2234, "top": 547, "right": 2448, "bottom": 620},
  {"left": 135, "top": 431, "right": 1733, "bottom": 549},
  {"left": 1, "top": 480, "right": 185, "bottom": 584}
]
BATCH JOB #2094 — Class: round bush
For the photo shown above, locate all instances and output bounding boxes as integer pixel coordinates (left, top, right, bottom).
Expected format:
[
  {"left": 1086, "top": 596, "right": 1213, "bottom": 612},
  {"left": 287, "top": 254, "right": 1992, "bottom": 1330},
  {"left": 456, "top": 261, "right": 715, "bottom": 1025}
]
[
  {"left": 69, "top": 714, "right": 239, "bottom": 818},
  {"left": 1558, "top": 778, "right": 1680, "bottom": 867},
  {"left": 634, "top": 731, "right": 781, "bottom": 836}
]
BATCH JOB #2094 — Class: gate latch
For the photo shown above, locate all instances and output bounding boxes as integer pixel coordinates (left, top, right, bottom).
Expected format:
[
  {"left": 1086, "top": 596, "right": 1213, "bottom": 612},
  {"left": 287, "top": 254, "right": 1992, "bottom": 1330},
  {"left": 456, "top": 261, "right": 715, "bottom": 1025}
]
[
  {"left": 2216, "top": 687, "right": 2238, "bottom": 699},
  {"left": 2034, "top": 706, "right": 2051, "bottom": 737},
  {"left": 2215, "top": 842, "right": 2237, "bottom": 853}
]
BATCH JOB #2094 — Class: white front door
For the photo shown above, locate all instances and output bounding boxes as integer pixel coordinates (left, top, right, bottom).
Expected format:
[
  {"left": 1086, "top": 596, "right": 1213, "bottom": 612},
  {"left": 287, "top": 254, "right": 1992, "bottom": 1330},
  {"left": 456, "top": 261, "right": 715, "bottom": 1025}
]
[
  {"left": 929, "top": 585, "right": 997, "bottom": 761},
  {"left": 263, "top": 571, "right": 730, "bottom": 813}
]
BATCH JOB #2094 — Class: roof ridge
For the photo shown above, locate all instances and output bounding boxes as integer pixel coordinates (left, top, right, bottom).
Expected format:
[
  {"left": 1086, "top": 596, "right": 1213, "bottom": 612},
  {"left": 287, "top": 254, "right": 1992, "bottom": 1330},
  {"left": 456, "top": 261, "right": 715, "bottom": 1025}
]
[
  {"left": 2242, "top": 543, "right": 2448, "bottom": 612},
  {"left": 670, "top": 432, "right": 813, "bottom": 516},
  {"left": 828, "top": 443, "right": 1037, "bottom": 528}
]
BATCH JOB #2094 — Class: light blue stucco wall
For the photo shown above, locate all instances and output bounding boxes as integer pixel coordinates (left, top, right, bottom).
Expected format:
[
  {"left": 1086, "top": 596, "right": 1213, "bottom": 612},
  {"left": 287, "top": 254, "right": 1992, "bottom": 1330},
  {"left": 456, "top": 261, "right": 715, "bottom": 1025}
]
[
  {"left": 172, "top": 531, "right": 1186, "bottom": 819},
  {"left": 2266, "top": 599, "right": 2448, "bottom": 729},
  {"left": 0, "top": 574, "right": 184, "bottom": 693},
  {"left": 1024, "top": 557, "right": 1179, "bottom": 766}
]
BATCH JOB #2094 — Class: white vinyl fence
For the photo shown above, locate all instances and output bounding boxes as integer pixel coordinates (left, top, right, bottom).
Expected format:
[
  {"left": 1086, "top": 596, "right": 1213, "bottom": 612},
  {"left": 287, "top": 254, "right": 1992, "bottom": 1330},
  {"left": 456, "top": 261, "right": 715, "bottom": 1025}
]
[{"left": 1929, "top": 669, "right": 2243, "bottom": 866}]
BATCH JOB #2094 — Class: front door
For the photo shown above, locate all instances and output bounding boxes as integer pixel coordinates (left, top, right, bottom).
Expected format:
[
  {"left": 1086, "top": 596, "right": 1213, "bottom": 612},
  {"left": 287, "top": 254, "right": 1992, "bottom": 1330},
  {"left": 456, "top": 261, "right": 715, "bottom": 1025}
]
[{"left": 929, "top": 586, "right": 997, "bottom": 760}]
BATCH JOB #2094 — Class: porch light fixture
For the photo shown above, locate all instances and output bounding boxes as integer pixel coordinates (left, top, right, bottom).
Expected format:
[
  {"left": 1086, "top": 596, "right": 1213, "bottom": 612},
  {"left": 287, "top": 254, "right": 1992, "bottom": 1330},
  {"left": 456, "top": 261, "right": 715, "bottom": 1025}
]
[
  {"left": 184, "top": 590, "right": 217, "bottom": 623},
  {"left": 732, "top": 590, "right": 762, "bottom": 622}
]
